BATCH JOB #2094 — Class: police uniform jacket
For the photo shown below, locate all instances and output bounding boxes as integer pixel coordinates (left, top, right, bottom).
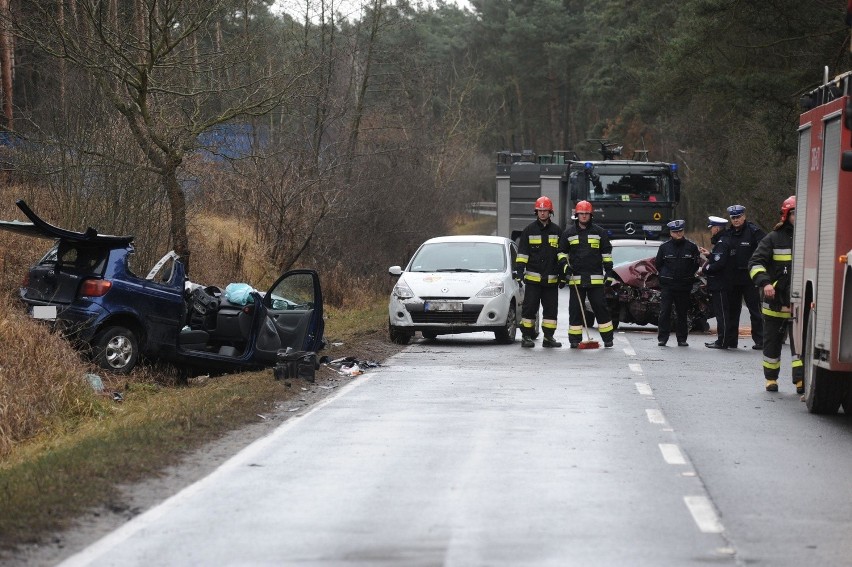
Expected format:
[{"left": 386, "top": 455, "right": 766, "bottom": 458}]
[
  {"left": 748, "top": 223, "right": 794, "bottom": 308},
  {"left": 515, "top": 219, "right": 563, "bottom": 286},
  {"left": 702, "top": 232, "right": 732, "bottom": 292},
  {"left": 558, "top": 221, "right": 613, "bottom": 287},
  {"left": 654, "top": 237, "right": 700, "bottom": 292},
  {"left": 726, "top": 221, "right": 766, "bottom": 286}
]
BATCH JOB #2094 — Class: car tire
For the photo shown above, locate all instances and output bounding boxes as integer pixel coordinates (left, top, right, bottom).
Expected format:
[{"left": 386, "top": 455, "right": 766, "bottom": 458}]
[
  {"left": 495, "top": 303, "right": 518, "bottom": 344},
  {"left": 388, "top": 320, "right": 411, "bottom": 345},
  {"left": 92, "top": 325, "right": 139, "bottom": 374}
]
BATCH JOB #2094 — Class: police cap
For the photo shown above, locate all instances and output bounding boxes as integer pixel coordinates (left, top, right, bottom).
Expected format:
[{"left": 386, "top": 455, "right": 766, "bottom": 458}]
[
  {"left": 727, "top": 204, "right": 746, "bottom": 218},
  {"left": 707, "top": 215, "right": 728, "bottom": 228},
  {"left": 667, "top": 219, "right": 686, "bottom": 232}
]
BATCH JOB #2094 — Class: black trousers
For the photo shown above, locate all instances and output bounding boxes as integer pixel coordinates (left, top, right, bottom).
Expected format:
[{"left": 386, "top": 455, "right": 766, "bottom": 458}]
[
  {"left": 710, "top": 289, "right": 730, "bottom": 346},
  {"left": 520, "top": 284, "right": 559, "bottom": 337},
  {"left": 568, "top": 285, "right": 613, "bottom": 344},
  {"left": 726, "top": 283, "right": 763, "bottom": 347},
  {"left": 658, "top": 287, "right": 690, "bottom": 343}
]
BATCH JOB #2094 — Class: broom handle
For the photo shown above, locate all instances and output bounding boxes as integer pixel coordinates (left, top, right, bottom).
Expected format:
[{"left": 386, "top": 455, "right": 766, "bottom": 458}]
[{"left": 572, "top": 283, "right": 593, "bottom": 341}]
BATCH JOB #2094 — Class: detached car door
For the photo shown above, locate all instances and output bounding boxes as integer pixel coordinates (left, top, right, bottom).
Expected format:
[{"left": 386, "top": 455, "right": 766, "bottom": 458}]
[{"left": 259, "top": 270, "right": 324, "bottom": 356}]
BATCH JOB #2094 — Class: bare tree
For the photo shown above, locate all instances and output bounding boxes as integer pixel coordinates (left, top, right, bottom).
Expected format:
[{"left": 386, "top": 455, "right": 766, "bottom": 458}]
[{"left": 11, "top": 0, "right": 311, "bottom": 272}]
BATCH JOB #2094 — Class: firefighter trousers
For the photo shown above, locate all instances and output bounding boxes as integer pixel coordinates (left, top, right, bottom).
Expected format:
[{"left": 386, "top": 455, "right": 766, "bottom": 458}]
[
  {"left": 568, "top": 285, "right": 613, "bottom": 345},
  {"left": 520, "top": 284, "right": 558, "bottom": 338},
  {"left": 762, "top": 310, "right": 804, "bottom": 383}
]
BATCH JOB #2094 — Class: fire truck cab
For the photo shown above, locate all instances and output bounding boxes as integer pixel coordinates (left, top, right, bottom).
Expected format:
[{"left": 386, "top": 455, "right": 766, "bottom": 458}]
[{"left": 793, "top": 70, "right": 852, "bottom": 414}]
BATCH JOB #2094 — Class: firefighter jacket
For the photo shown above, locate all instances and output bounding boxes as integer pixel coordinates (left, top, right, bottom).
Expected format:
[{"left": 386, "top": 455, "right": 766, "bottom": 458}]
[
  {"left": 654, "top": 237, "right": 700, "bottom": 292},
  {"left": 701, "top": 232, "right": 732, "bottom": 292},
  {"left": 748, "top": 222, "right": 794, "bottom": 309},
  {"left": 515, "top": 219, "right": 563, "bottom": 286},
  {"left": 558, "top": 221, "right": 613, "bottom": 287},
  {"left": 726, "top": 221, "right": 766, "bottom": 286}
]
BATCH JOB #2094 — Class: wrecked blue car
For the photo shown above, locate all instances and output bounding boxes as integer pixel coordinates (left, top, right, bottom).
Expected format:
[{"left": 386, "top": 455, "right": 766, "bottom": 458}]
[{"left": 0, "top": 200, "right": 324, "bottom": 374}]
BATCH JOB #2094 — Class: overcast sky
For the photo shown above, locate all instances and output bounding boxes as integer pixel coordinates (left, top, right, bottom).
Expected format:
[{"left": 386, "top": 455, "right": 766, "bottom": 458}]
[{"left": 273, "top": 0, "right": 472, "bottom": 20}]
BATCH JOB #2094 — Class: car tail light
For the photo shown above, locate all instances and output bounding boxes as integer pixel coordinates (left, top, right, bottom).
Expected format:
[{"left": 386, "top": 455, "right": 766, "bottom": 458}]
[{"left": 79, "top": 278, "right": 112, "bottom": 297}]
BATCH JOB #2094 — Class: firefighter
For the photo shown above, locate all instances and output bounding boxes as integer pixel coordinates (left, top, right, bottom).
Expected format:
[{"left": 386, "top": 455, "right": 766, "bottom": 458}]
[
  {"left": 515, "top": 196, "right": 563, "bottom": 348},
  {"left": 558, "top": 200, "right": 615, "bottom": 348},
  {"left": 700, "top": 216, "right": 734, "bottom": 349},
  {"left": 748, "top": 196, "right": 804, "bottom": 393},
  {"left": 724, "top": 204, "right": 766, "bottom": 349},
  {"left": 654, "top": 219, "right": 701, "bottom": 347}
]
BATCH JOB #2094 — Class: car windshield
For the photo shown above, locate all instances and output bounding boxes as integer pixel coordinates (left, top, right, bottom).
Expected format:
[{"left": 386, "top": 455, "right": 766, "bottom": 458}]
[
  {"left": 408, "top": 242, "right": 506, "bottom": 273},
  {"left": 612, "top": 244, "right": 659, "bottom": 267}
]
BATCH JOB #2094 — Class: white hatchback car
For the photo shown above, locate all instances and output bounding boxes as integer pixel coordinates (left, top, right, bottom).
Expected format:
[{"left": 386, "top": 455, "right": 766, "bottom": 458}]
[{"left": 388, "top": 235, "right": 523, "bottom": 344}]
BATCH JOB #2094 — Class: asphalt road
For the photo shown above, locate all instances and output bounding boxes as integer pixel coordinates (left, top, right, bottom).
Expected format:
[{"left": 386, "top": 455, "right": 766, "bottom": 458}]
[{"left": 59, "top": 292, "right": 852, "bottom": 566}]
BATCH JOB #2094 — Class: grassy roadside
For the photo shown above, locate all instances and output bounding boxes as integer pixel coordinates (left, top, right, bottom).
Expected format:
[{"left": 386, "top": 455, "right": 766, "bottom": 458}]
[{"left": 0, "top": 299, "right": 390, "bottom": 552}]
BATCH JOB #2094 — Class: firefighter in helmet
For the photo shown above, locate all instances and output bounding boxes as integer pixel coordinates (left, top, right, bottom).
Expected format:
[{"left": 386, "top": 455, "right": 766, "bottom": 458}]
[
  {"left": 515, "top": 196, "right": 564, "bottom": 348},
  {"left": 557, "top": 200, "right": 616, "bottom": 348},
  {"left": 748, "top": 196, "right": 804, "bottom": 393}
]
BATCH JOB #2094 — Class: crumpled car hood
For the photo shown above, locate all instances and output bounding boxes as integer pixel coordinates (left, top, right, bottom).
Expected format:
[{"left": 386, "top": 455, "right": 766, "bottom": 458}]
[{"left": 402, "top": 272, "right": 502, "bottom": 298}]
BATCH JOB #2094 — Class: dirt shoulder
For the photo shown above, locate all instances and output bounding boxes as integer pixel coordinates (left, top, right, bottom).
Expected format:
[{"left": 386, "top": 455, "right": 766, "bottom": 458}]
[{"left": 7, "top": 332, "right": 405, "bottom": 567}]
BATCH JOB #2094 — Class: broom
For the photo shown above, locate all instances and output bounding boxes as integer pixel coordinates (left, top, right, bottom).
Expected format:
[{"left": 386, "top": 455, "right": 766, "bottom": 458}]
[{"left": 572, "top": 283, "right": 600, "bottom": 349}]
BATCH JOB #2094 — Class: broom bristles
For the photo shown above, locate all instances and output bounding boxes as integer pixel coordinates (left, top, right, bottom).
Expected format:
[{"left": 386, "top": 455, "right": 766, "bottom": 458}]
[{"left": 578, "top": 340, "right": 600, "bottom": 350}]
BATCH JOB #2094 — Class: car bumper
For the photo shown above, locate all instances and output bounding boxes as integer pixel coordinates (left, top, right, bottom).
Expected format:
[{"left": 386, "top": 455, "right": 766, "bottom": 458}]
[
  {"left": 21, "top": 296, "right": 107, "bottom": 342},
  {"left": 388, "top": 293, "right": 514, "bottom": 333}
]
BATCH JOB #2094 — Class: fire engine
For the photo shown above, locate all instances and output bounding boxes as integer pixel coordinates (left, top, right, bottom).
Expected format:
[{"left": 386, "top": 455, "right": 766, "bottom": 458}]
[
  {"left": 792, "top": 69, "right": 852, "bottom": 414},
  {"left": 495, "top": 141, "right": 681, "bottom": 242}
]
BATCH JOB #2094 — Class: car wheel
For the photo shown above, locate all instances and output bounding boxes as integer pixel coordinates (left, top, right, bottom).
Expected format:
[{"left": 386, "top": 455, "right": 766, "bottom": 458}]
[
  {"left": 422, "top": 331, "right": 438, "bottom": 340},
  {"left": 495, "top": 303, "right": 517, "bottom": 344},
  {"left": 92, "top": 326, "right": 139, "bottom": 374},
  {"left": 388, "top": 320, "right": 411, "bottom": 345}
]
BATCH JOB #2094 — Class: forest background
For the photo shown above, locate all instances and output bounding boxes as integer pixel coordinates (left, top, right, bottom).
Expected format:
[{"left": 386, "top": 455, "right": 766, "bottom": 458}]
[{"left": 0, "top": 0, "right": 849, "bottom": 285}]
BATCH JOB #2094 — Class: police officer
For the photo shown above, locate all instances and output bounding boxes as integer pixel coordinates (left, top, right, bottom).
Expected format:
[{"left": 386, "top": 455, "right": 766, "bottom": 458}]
[
  {"left": 558, "top": 200, "right": 615, "bottom": 348},
  {"left": 515, "top": 196, "right": 563, "bottom": 348},
  {"left": 724, "top": 204, "right": 766, "bottom": 349},
  {"left": 654, "top": 220, "right": 700, "bottom": 346},
  {"left": 748, "top": 196, "right": 804, "bottom": 393},
  {"left": 701, "top": 216, "right": 733, "bottom": 349}
]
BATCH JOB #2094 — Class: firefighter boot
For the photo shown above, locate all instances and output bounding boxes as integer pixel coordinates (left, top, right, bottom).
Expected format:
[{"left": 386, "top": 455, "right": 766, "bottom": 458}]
[
  {"left": 765, "top": 379, "right": 778, "bottom": 392},
  {"left": 542, "top": 334, "right": 562, "bottom": 348},
  {"left": 795, "top": 380, "right": 804, "bottom": 395},
  {"left": 521, "top": 335, "right": 535, "bottom": 348}
]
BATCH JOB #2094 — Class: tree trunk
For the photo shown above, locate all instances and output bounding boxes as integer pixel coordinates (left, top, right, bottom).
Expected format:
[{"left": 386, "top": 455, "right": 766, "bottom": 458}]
[
  {"left": 0, "top": 0, "right": 13, "bottom": 131},
  {"left": 162, "top": 161, "right": 191, "bottom": 274}
]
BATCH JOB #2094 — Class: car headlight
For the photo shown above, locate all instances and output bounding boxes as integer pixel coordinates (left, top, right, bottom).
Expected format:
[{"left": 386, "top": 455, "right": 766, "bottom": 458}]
[
  {"left": 392, "top": 279, "right": 414, "bottom": 299},
  {"left": 476, "top": 280, "right": 504, "bottom": 298}
]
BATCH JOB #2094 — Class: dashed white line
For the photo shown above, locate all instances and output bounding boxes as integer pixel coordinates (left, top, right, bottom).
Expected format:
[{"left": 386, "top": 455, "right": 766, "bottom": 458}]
[
  {"left": 646, "top": 409, "right": 666, "bottom": 424},
  {"left": 684, "top": 495, "right": 725, "bottom": 533},
  {"left": 635, "top": 382, "right": 653, "bottom": 396},
  {"left": 659, "top": 443, "right": 687, "bottom": 465},
  {"left": 629, "top": 363, "right": 643, "bottom": 374}
]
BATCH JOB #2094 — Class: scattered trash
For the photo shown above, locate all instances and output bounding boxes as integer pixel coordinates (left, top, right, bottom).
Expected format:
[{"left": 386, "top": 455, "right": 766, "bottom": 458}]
[
  {"left": 327, "top": 356, "right": 380, "bottom": 377},
  {"left": 257, "top": 414, "right": 268, "bottom": 420},
  {"left": 287, "top": 407, "right": 301, "bottom": 412},
  {"left": 112, "top": 392, "right": 123, "bottom": 402},
  {"left": 318, "top": 385, "right": 336, "bottom": 390},
  {"left": 274, "top": 348, "right": 317, "bottom": 382},
  {"left": 85, "top": 373, "right": 104, "bottom": 393}
]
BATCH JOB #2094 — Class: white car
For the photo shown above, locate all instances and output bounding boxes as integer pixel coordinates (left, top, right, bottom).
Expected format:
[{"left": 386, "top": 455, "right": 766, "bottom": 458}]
[{"left": 388, "top": 235, "right": 523, "bottom": 344}]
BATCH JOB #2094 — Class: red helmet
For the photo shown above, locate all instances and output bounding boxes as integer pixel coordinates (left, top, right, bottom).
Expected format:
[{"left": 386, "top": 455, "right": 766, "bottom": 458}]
[
  {"left": 534, "top": 196, "right": 554, "bottom": 212},
  {"left": 780, "top": 195, "right": 796, "bottom": 222},
  {"left": 574, "top": 200, "right": 593, "bottom": 214}
]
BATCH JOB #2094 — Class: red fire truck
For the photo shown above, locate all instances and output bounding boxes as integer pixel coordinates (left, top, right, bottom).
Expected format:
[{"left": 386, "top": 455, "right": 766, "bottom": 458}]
[{"left": 792, "top": 69, "right": 852, "bottom": 414}]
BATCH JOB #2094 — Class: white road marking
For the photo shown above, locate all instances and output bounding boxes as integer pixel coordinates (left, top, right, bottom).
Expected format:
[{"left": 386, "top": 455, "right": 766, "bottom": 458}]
[
  {"left": 684, "top": 495, "right": 725, "bottom": 533},
  {"left": 646, "top": 409, "right": 666, "bottom": 424},
  {"left": 629, "top": 363, "right": 643, "bottom": 374},
  {"left": 623, "top": 345, "right": 636, "bottom": 356},
  {"left": 659, "top": 443, "right": 687, "bottom": 465},
  {"left": 635, "top": 382, "right": 653, "bottom": 396}
]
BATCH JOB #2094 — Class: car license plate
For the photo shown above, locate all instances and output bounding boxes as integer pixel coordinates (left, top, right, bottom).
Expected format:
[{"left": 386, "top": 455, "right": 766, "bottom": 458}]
[
  {"left": 643, "top": 224, "right": 662, "bottom": 232},
  {"left": 424, "top": 301, "right": 462, "bottom": 312},
  {"left": 32, "top": 306, "right": 57, "bottom": 320}
]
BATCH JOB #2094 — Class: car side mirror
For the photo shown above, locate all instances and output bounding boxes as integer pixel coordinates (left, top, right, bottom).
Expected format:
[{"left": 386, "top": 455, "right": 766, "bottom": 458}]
[
  {"left": 841, "top": 150, "right": 852, "bottom": 172},
  {"left": 388, "top": 266, "right": 402, "bottom": 276}
]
